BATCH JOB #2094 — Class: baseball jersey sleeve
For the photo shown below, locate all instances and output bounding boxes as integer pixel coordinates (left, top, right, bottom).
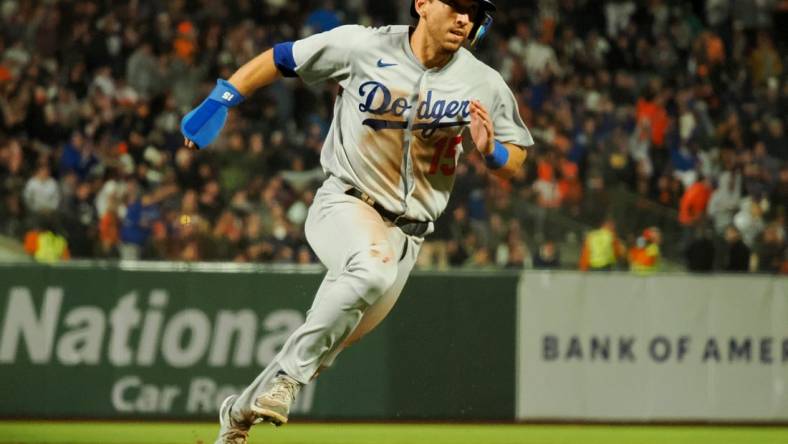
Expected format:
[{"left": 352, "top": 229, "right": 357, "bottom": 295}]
[
  {"left": 490, "top": 75, "right": 534, "bottom": 148},
  {"left": 289, "top": 25, "right": 367, "bottom": 86}
]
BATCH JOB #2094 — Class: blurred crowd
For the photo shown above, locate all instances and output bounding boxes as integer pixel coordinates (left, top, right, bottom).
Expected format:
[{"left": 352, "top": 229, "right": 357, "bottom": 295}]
[{"left": 0, "top": 0, "right": 786, "bottom": 273}]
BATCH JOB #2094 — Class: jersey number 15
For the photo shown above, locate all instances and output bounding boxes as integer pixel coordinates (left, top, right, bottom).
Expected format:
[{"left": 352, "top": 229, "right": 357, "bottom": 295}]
[{"left": 427, "top": 136, "right": 462, "bottom": 176}]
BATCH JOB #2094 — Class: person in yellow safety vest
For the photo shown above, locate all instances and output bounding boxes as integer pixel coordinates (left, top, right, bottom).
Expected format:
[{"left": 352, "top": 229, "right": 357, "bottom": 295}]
[
  {"left": 24, "top": 229, "right": 70, "bottom": 263},
  {"left": 579, "top": 218, "right": 625, "bottom": 271},
  {"left": 628, "top": 227, "right": 661, "bottom": 275}
]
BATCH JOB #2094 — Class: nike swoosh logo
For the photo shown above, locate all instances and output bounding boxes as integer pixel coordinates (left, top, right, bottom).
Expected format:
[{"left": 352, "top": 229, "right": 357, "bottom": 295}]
[{"left": 377, "top": 58, "right": 397, "bottom": 68}]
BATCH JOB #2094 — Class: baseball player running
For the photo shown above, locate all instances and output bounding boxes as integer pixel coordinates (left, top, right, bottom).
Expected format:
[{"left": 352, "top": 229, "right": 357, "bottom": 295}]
[{"left": 181, "top": 0, "right": 533, "bottom": 442}]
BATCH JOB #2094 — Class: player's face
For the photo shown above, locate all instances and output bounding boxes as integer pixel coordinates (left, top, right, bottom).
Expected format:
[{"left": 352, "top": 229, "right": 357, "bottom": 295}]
[{"left": 425, "top": 0, "right": 477, "bottom": 52}]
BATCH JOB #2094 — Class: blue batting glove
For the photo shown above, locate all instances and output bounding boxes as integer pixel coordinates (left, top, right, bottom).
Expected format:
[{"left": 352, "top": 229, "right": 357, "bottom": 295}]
[{"left": 180, "top": 79, "right": 245, "bottom": 149}]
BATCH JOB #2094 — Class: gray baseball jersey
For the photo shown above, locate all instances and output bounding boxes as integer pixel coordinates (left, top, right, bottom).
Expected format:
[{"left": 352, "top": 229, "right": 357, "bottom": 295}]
[{"left": 291, "top": 24, "right": 534, "bottom": 222}]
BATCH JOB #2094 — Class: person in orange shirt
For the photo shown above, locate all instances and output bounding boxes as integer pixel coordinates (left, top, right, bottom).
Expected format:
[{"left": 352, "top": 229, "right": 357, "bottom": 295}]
[
  {"left": 174, "top": 21, "right": 197, "bottom": 62},
  {"left": 629, "top": 227, "right": 661, "bottom": 275},
  {"left": 636, "top": 91, "right": 668, "bottom": 147},
  {"left": 679, "top": 175, "right": 712, "bottom": 226},
  {"left": 98, "top": 209, "right": 120, "bottom": 256},
  {"left": 703, "top": 31, "right": 725, "bottom": 65},
  {"left": 557, "top": 159, "right": 582, "bottom": 214}
]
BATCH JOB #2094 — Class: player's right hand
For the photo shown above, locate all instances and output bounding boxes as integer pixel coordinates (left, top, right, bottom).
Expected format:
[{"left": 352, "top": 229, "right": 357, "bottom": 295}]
[
  {"left": 469, "top": 100, "right": 494, "bottom": 155},
  {"left": 180, "top": 79, "right": 245, "bottom": 149}
]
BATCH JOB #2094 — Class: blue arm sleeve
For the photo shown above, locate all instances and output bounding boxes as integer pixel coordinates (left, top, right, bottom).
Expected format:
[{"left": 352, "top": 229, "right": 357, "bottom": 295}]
[
  {"left": 180, "top": 79, "right": 245, "bottom": 149},
  {"left": 273, "top": 42, "right": 298, "bottom": 78},
  {"left": 485, "top": 140, "right": 510, "bottom": 170}
]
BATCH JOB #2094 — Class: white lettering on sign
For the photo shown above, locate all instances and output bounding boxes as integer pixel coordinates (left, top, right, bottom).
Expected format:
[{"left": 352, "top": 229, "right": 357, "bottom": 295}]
[
  {"left": 111, "top": 375, "right": 182, "bottom": 413},
  {"left": 137, "top": 290, "right": 168, "bottom": 366},
  {"left": 0, "top": 287, "right": 304, "bottom": 368},
  {"left": 109, "top": 292, "right": 141, "bottom": 367},
  {"left": 161, "top": 309, "right": 211, "bottom": 368},
  {"left": 0, "top": 287, "right": 62, "bottom": 363},
  {"left": 109, "top": 376, "right": 318, "bottom": 415},
  {"left": 208, "top": 310, "right": 257, "bottom": 367},
  {"left": 56, "top": 306, "right": 105, "bottom": 365}
]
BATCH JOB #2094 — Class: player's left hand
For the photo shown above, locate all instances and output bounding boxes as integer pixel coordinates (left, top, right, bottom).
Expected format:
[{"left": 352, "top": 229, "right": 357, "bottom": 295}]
[{"left": 470, "top": 100, "right": 494, "bottom": 155}]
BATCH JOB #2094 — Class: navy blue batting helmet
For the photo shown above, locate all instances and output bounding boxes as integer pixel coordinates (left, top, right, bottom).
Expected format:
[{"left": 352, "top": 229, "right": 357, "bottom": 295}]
[{"left": 410, "top": 0, "right": 496, "bottom": 48}]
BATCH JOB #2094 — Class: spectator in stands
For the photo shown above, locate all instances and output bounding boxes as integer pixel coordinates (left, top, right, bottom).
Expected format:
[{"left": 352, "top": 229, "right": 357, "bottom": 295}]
[
  {"left": 0, "top": 191, "right": 24, "bottom": 238},
  {"left": 23, "top": 219, "right": 70, "bottom": 263},
  {"left": 722, "top": 225, "right": 751, "bottom": 272},
  {"left": 446, "top": 205, "right": 471, "bottom": 266},
  {"left": 464, "top": 246, "right": 494, "bottom": 269},
  {"left": 653, "top": 174, "right": 681, "bottom": 208},
  {"left": 212, "top": 209, "right": 245, "bottom": 261},
  {"left": 119, "top": 181, "right": 177, "bottom": 260},
  {"left": 533, "top": 152, "right": 562, "bottom": 238},
  {"left": 533, "top": 240, "right": 560, "bottom": 269},
  {"left": 764, "top": 118, "right": 787, "bottom": 162},
  {"left": 0, "top": 0, "right": 785, "bottom": 273},
  {"left": 59, "top": 132, "right": 97, "bottom": 180},
  {"left": 636, "top": 87, "right": 668, "bottom": 164},
  {"left": 125, "top": 42, "right": 160, "bottom": 100},
  {"left": 679, "top": 175, "right": 713, "bottom": 227},
  {"left": 749, "top": 32, "right": 783, "bottom": 86},
  {"left": 558, "top": 157, "right": 583, "bottom": 216},
  {"left": 509, "top": 22, "right": 561, "bottom": 83},
  {"left": 579, "top": 218, "right": 625, "bottom": 271},
  {"left": 754, "top": 221, "right": 786, "bottom": 274},
  {"left": 773, "top": 166, "right": 788, "bottom": 217},
  {"left": 752, "top": 141, "right": 780, "bottom": 184},
  {"left": 0, "top": 139, "right": 26, "bottom": 193},
  {"left": 685, "top": 225, "right": 715, "bottom": 273},
  {"left": 61, "top": 180, "right": 97, "bottom": 257},
  {"left": 707, "top": 170, "right": 742, "bottom": 235},
  {"left": 628, "top": 227, "right": 661, "bottom": 275},
  {"left": 506, "top": 241, "right": 529, "bottom": 269},
  {"left": 733, "top": 197, "right": 766, "bottom": 248},
  {"left": 97, "top": 193, "right": 120, "bottom": 258},
  {"left": 305, "top": 1, "right": 342, "bottom": 34},
  {"left": 23, "top": 162, "right": 60, "bottom": 217}
]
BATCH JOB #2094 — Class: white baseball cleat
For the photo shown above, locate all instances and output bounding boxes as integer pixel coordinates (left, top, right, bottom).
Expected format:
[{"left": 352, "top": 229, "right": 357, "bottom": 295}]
[
  {"left": 250, "top": 373, "right": 302, "bottom": 426},
  {"left": 215, "top": 395, "right": 250, "bottom": 444}
]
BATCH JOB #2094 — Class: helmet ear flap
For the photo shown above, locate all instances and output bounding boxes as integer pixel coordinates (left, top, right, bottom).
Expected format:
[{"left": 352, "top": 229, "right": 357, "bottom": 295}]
[
  {"left": 469, "top": 13, "right": 493, "bottom": 48},
  {"left": 411, "top": 0, "right": 494, "bottom": 48}
]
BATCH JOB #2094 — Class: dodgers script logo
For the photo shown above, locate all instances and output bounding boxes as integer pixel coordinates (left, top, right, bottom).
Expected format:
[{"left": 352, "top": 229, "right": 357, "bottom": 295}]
[{"left": 358, "top": 81, "right": 470, "bottom": 137}]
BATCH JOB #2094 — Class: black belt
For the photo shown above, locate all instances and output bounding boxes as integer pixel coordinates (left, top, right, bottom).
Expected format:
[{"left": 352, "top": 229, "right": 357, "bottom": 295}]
[{"left": 345, "top": 188, "right": 430, "bottom": 237}]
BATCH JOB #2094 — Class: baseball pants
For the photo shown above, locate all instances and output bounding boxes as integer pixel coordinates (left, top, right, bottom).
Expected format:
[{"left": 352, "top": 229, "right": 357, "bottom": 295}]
[{"left": 230, "top": 175, "right": 422, "bottom": 422}]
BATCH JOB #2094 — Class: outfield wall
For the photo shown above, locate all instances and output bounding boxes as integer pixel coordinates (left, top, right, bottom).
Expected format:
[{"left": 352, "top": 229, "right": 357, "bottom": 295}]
[
  {"left": 0, "top": 264, "right": 785, "bottom": 422},
  {"left": 0, "top": 263, "right": 517, "bottom": 421},
  {"left": 516, "top": 272, "right": 788, "bottom": 422}
]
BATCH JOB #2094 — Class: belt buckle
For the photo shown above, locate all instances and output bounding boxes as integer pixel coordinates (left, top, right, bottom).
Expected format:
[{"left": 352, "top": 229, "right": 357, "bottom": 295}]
[{"left": 359, "top": 191, "right": 375, "bottom": 207}]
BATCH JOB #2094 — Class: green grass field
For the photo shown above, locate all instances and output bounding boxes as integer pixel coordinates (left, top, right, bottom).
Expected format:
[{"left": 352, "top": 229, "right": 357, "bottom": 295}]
[{"left": 1, "top": 422, "right": 787, "bottom": 444}]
